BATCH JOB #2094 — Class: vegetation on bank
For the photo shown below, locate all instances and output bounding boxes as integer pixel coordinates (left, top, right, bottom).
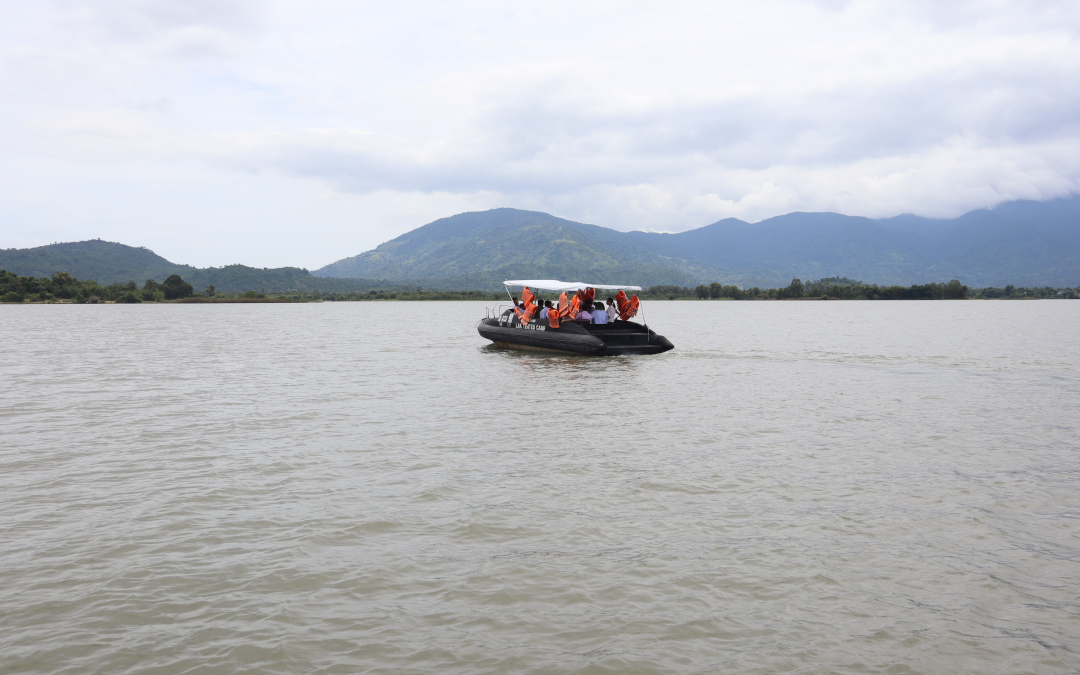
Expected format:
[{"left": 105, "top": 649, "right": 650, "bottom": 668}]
[
  {"left": 2, "top": 270, "right": 1077, "bottom": 304},
  {"left": 306, "top": 289, "right": 504, "bottom": 301},
  {"left": 0, "top": 270, "right": 197, "bottom": 303},
  {"left": 0, "top": 270, "right": 308, "bottom": 303},
  {"left": 0, "top": 270, "right": 502, "bottom": 303},
  {"left": 641, "top": 277, "right": 1079, "bottom": 300}
]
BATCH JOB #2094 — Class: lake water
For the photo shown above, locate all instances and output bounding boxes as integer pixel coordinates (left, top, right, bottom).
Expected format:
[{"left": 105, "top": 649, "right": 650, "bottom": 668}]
[{"left": 2, "top": 300, "right": 1079, "bottom": 674}]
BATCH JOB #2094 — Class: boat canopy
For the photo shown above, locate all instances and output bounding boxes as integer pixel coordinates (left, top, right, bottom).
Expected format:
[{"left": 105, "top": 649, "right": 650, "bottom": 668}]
[{"left": 503, "top": 279, "right": 642, "bottom": 292}]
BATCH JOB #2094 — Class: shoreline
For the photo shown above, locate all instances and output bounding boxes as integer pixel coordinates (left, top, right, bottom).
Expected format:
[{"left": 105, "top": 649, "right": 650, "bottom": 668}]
[{"left": 1, "top": 296, "right": 1069, "bottom": 305}]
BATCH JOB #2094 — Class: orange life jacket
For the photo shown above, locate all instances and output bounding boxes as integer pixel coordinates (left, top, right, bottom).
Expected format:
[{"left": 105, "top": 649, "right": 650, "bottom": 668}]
[
  {"left": 516, "top": 287, "right": 536, "bottom": 325},
  {"left": 556, "top": 292, "right": 570, "bottom": 318},
  {"left": 616, "top": 290, "right": 640, "bottom": 320},
  {"left": 521, "top": 301, "right": 538, "bottom": 325},
  {"left": 563, "top": 293, "right": 581, "bottom": 320},
  {"left": 513, "top": 287, "right": 534, "bottom": 321},
  {"left": 580, "top": 287, "right": 595, "bottom": 305},
  {"left": 547, "top": 305, "right": 559, "bottom": 328}
]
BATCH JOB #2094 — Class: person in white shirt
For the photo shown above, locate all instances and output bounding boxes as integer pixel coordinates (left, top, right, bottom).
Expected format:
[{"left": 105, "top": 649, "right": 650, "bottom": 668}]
[
  {"left": 591, "top": 302, "right": 609, "bottom": 324},
  {"left": 606, "top": 298, "right": 617, "bottom": 321},
  {"left": 539, "top": 300, "right": 552, "bottom": 319}
]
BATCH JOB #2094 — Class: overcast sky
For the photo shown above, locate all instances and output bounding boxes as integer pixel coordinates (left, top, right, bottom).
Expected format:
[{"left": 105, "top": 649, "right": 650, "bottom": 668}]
[{"left": 2, "top": 0, "right": 1078, "bottom": 269}]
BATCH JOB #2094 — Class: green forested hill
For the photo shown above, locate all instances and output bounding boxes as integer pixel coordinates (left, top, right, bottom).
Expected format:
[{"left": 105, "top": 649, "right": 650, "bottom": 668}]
[
  {"left": 627, "top": 213, "right": 930, "bottom": 287},
  {"left": 625, "top": 196, "right": 1080, "bottom": 287},
  {"left": 315, "top": 199, "right": 1080, "bottom": 289},
  {"left": 314, "top": 208, "right": 710, "bottom": 289},
  {"left": 0, "top": 240, "right": 385, "bottom": 293},
  {"left": 0, "top": 240, "right": 193, "bottom": 283},
  {"left": 7, "top": 196, "right": 1079, "bottom": 292},
  {"left": 181, "top": 266, "right": 386, "bottom": 294},
  {"left": 628, "top": 197, "right": 1080, "bottom": 287}
]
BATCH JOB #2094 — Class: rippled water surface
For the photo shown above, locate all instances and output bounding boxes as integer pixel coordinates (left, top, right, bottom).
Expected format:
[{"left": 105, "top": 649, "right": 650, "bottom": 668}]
[{"left": 3, "top": 300, "right": 1080, "bottom": 674}]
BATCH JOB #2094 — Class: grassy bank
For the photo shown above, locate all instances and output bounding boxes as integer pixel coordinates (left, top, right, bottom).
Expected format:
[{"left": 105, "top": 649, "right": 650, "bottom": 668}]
[{"left": 4, "top": 269, "right": 1077, "bottom": 304}]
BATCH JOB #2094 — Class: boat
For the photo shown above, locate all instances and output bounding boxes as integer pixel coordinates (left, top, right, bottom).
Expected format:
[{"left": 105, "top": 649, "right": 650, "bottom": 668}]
[{"left": 477, "top": 280, "right": 675, "bottom": 356}]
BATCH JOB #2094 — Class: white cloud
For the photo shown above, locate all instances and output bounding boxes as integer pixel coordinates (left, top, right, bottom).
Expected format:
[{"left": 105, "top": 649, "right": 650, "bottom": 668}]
[{"left": 1, "top": 0, "right": 1078, "bottom": 267}]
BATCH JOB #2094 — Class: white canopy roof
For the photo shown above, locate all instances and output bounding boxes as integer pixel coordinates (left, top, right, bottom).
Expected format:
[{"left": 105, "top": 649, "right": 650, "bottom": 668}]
[{"left": 503, "top": 279, "right": 642, "bottom": 292}]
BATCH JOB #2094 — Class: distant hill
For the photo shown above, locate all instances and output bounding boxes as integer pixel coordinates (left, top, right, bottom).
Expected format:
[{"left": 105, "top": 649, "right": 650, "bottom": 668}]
[
  {"left": 181, "top": 265, "right": 388, "bottom": 294},
  {"left": 627, "top": 213, "right": 925, "bottom": 287},
  {"left": 317, "top": 197, "right": 1080, "bottom": 288},
  {"left": 878, "top": 198, "right": 1080, "bottom": 286},
  {"left": 0, "top": 240, "right": 387, "bottom": 294},
  {"left": 6, "top": 196, "right": 1079, "bottom": 292},
  {"left": 631, "top": 197, "right": 1080, "bottom": 287},
  {"left": 314, "top": 208, "right": 710, "bottom": 289},
  {"left": 0, "top": 239, "right": 193, "bottom": 283}
]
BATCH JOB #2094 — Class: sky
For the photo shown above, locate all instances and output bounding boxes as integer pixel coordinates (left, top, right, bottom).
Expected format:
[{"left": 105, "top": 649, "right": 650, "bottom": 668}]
[{"left": 2, "top": 0, "right": 1079, "bottom": 269}]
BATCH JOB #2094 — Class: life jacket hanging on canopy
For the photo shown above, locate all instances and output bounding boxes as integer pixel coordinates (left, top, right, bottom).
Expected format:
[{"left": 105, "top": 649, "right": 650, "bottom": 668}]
[
  {"left": 555, "top": 292, "right": 569, "bottom": 319},
  {"left": 616, "top": 290, "right": 639, "bottom": 321},
  {"left": 514, "top": 286, "right": 532, "bottom": 321},
  {"left": 519, "top": 286, "right": 538, "bottom": 325},
  {"left": 560, "top": 292, "right": 580, "bottom": 320}
]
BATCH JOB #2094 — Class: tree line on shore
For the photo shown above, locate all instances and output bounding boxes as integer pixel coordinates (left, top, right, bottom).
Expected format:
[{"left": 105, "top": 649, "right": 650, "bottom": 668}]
[
  {"left": 642, "top": 277, "right": 1079, "bottom": 300},
  {"left": 0, "top": 270, "right": 198, "bottom": 303},
  {"left": 0, "top": 269, "right": 505, "bottom": 303},
  {"left": 2, "top": 270, "right": 1077, "bottom": 303}
]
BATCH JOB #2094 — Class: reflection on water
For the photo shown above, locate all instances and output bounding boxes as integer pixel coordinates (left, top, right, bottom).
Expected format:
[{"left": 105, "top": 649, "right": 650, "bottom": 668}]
[{"left": 2, "top": 300, "right": 1079, "bottom": 674}]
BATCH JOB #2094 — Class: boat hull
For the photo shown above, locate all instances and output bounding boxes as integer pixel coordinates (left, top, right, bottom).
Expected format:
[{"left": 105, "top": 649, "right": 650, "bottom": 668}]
[{"left": 477, "top": 316, "right": 673, "bottom": 356}]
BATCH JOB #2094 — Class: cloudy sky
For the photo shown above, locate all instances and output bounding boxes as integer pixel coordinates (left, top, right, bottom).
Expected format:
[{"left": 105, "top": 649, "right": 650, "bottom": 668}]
[{"left": 2, "top": 0, "right": 1079, "bottom": 269}]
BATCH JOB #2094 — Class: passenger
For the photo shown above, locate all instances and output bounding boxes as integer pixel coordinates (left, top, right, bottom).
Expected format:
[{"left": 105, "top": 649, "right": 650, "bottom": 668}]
[
  {"left": 576, "top": 303, "right": 592, "bottom": 322},
  {"left": 591, "top": 301, "right": 608, "bottom": 324},
  {"left": 539, "top": 300, "right": 552, "bottom": 319},
  {"left": 511, "top": 296, "right": 521, "bottom": 309},
  {"left": 606, "top": 297, "right": 617, "bottom": 322}
]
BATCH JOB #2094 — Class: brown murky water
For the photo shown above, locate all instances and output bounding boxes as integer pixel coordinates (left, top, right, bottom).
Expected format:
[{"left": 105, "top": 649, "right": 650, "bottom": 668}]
[{"left": 2, "top": 300, "right": 1079, "bottom": 674}]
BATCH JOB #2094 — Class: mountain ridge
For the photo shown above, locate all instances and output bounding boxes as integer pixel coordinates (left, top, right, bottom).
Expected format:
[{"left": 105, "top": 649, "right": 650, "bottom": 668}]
[
  {"left": 0, "top": 240, "right": 391, "bottom": 294},
  {"left": 315, "top": 196, "right": 1080, "bottom": 287},
  {"left": 315, "top": 208, "right": 711, "bottom": 288},
  {"left": 4, "top": 196, "right": 1078, "bottom": 291}
]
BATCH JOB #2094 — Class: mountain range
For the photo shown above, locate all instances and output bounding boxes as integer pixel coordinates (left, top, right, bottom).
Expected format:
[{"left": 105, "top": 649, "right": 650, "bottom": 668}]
[
  {"left": 316, "top": 196, "right": 1080, "bottom": 288},
  {"left": 0, "top": 240, "right": 385, "bottom": 294},
  {"left": 3, "top": 195, "right": 1079, "bottom": 291}
]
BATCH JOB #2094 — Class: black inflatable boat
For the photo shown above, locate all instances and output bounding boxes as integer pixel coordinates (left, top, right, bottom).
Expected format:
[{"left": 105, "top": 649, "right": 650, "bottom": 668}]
[{"left": 477, "top": 280, "right": 674, "bottom": 356}]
